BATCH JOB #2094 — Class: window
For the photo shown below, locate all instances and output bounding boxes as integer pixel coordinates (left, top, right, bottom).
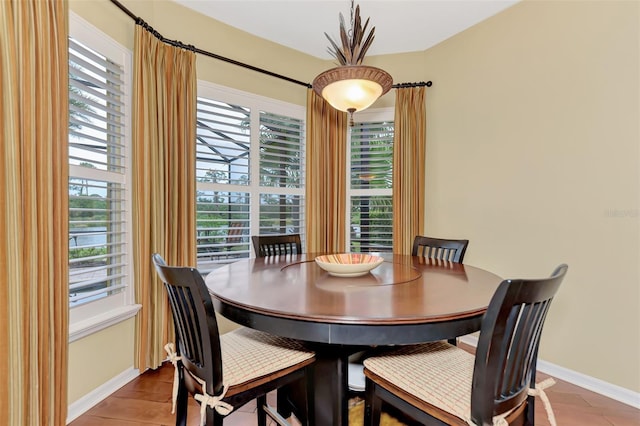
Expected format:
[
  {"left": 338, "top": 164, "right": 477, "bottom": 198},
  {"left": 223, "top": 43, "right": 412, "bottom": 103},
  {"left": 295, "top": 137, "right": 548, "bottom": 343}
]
[
  {"left": 196, "top": 97, "right": 251, "bottom": 271},
  {"left": 196, "top": 83, "right": 305, "bottom": 271},
  {"left": 257, "top": 111, "right": 304, "bottom": 236},
  {"left": 68, "top": 13, "right": 136, "bottom": 336},
  {"left": 348, "top": 110, "right": 394, "bottom": 252}
]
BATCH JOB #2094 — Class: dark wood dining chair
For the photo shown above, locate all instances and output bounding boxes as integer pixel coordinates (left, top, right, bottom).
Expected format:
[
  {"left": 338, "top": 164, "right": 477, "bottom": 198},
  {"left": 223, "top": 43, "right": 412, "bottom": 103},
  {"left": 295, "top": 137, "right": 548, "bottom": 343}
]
[
  {"left": 249, "top": 234, "right": 309, "bottom": 422},
  {"left": 350, "top": 236, "right": 470, "bottom": 393},
  {"left": 412, "top": 235, "right": 469, "bottom": 263},
  {"left": 413, "top": 235, "right": 469, "bottom": 345},
  {"left": 152, "top": 254, "right": 315, "bottom": 426},
  {"left": 363, "top": 264, "right": 568, "bottom": 426},
  {"left": 252, "top": 234, "right": 302, "bottom": 257}
]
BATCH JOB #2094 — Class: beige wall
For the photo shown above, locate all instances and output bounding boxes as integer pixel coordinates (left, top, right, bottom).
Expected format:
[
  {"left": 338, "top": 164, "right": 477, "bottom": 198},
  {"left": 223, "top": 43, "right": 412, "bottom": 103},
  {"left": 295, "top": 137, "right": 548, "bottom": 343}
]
[
  {"left": 68, "top": 318, "right": 135, "bottom": 404},
  {"left": 421, "top": 0, "right": 639, "bottom": 392},
  {"left": 68, "top": 0, "right": 639, "bottom": 402}
]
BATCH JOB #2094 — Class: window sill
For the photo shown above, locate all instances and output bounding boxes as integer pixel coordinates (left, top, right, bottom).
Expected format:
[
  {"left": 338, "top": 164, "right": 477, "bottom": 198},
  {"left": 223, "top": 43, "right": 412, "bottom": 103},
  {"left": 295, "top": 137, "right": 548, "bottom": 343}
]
[{"left": 69, "top": 304, "right": 141, "bottom": 343}]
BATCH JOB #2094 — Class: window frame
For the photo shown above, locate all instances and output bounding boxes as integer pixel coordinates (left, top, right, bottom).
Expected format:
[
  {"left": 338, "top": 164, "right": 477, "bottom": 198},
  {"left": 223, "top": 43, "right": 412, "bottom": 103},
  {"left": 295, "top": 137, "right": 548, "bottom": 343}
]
[
  {"left": 68, "top": 12, "right": 139, "bottom": 342},
  {"left": 346, "top": 107, "right": 395, "bottom": 251},
  {"left": 196, "top": 81, "right": 306, "bottom": 268}
]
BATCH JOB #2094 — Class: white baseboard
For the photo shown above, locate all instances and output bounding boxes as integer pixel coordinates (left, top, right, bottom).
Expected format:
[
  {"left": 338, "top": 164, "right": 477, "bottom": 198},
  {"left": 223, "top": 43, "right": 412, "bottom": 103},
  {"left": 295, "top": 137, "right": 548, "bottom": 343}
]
[
  {"left": 458, "top": 335, "right": 640, "bottom": 410},
  {"left": 66, "top": 367, "right": 141, "bottom": 424}
]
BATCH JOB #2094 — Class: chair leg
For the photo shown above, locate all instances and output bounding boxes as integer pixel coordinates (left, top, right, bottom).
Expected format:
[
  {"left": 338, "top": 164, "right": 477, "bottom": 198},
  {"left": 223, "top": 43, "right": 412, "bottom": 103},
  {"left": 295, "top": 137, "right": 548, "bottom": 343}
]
[
  {"left": 524, "top": 395, "right": 535, "bottom": 426},
  {"left": 175, "top": 369, "right": 188, "bottom": 426},
  {"left": 256, "top": 394, "right": 268, "bottom": 426},
  {"left": 305, "top": 365, "right": 315, "bottom": 426},
  {"left": 278, "top": 380, "right": 309, "bottom": 422},
  {"left": 364, "top": 380, "right": 382, "bottom": 426},
  {"left": 277, "top": 385, "right": 294, "bottom": 419},
  {"left": 526, "top": 359, "right": 538, "bottom": 426},
  {"left": 213, "top": 410, "right": 223, "bottom": 426}
]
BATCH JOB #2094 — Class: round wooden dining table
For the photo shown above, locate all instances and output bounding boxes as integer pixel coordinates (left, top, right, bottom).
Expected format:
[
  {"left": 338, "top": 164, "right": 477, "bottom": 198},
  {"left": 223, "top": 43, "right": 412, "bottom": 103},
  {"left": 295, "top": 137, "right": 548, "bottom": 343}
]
[{"left": 205, "top": 253, "right": 503, "bottom": 426}]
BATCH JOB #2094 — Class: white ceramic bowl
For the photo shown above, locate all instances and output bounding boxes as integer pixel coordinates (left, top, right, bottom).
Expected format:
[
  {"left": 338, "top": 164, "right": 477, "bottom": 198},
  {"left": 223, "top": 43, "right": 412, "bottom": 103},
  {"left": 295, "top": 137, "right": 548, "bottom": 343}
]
[{"left": 314, "top": 253, "right": 384, "bottom": 277}]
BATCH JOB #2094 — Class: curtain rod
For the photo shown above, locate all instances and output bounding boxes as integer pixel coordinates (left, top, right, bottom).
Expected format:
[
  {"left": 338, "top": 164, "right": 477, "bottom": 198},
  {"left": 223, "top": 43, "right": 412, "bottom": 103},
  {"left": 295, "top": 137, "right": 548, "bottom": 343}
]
[
  {"left": 108, "top": 0, "right": 432, "bottom": 90},
  {"left": 393, "top": 81, "right": 432, "bottom": 88}
]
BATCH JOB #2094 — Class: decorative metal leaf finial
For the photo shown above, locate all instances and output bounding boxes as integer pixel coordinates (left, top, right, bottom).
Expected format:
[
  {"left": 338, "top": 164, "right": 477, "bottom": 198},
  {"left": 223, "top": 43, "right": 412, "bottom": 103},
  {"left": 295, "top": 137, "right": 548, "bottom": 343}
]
[{"left": 325, "top": 3, "right": 376, "bottom": 66}]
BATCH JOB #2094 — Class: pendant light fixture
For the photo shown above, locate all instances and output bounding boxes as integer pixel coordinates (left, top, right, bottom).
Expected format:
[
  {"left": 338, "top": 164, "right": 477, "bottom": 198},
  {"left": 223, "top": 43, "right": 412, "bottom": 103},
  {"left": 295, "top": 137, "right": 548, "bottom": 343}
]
[{"left": 312, "top": 0, "right": 393, "bottom": 125}]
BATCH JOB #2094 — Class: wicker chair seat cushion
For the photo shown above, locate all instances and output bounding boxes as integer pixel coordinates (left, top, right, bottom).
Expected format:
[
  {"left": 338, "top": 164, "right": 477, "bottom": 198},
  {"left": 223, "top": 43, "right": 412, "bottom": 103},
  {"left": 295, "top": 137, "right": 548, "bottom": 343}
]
[
  {"left": 220, "top": 327, "right": 314, "bottom": 386},
  {"left": 364, "top": 341, "right": 507, "bottom": 425}
]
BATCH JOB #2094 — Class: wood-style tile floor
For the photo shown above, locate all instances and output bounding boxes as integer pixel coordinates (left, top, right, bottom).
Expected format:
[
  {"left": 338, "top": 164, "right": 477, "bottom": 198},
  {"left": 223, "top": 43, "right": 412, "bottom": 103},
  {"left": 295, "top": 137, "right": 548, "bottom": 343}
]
[{"left": 70, "top": 356, "right": 639, "bottom": 426}]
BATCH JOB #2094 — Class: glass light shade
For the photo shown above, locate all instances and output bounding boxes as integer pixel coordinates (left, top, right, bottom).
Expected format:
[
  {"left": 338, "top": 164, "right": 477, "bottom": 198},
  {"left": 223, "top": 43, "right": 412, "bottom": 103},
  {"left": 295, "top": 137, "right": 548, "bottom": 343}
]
[
  {"left": 313, "top": 65, "right": 393, "bottom": 113},
  {"left": 321, "top": 79, "right": 383, "bottom": 112}
]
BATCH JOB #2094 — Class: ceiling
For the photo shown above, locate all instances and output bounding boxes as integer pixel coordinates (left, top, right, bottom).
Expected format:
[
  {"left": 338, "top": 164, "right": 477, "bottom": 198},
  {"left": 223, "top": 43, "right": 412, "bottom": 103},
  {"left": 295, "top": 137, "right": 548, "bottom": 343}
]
[{"left": 173, "top": 0, "right": 519, "bottom": 60}]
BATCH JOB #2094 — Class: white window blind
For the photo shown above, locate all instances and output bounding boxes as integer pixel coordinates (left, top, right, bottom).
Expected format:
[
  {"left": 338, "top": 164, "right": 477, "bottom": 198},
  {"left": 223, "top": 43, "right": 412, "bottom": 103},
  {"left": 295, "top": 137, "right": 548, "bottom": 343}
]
[
  {"left": 258, "top": 111, "right": 305, "bottom": 239},
  {"left": 349, "top": 120, "right": 394, "bottom": 252},
  {"left": 196, "top": 190, "right": 251, "bottom": 271},
  {"left": 68, "top": 37, "right": 128, "bottom": 306},
  {"left": 258, "top": 193, "right": 304, "bottom": 235},
  {"left": 258, "top": 111, "right": 304, "bottom": 189},
  {"left": 195, "top": 88, "right": 305, "bottom": 267},
  {"left": 196, "top": 97, "right": 250, "bottom": 185},
  {"left": 196, "top": 98, "right": 252, "bottom": 271}
]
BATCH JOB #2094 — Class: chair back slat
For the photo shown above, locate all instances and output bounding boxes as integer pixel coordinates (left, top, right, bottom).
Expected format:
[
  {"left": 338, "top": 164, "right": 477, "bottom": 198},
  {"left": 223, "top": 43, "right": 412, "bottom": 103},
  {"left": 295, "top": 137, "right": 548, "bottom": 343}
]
[
  {"left": 500, "top": 302, "right": 543, "bottom": 396},
  {"left": 411, "top": 236, "right": 469, "bottom": 263},
  {"left": 152, "top": 253, "right": 224, "bottom": 397},
  {"left": 252, "top": 234, "right": 302, "bottom": 257},
  {"left": 165, "top": 286, "right": 197, "bottom": 365},
  {"left": 471, "top": 264, "right": 568, "bottom": 423},
  {"left": 170, "top": 285, "right": 206, "bottom": 367}
]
